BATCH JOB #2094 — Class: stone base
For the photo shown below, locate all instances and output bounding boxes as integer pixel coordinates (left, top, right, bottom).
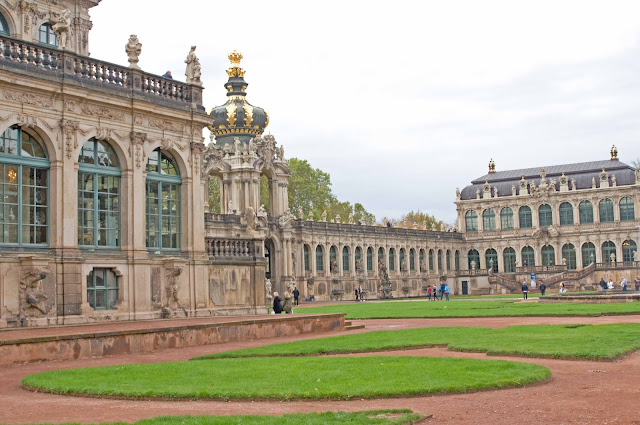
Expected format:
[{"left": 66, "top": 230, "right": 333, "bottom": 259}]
[{"left": 540, "top": 292, "right": 640, "bottom": 304}]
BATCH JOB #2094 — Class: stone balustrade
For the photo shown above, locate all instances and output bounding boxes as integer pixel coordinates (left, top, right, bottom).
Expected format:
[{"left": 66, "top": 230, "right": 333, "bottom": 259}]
[{"left": 207, "top": 238, "right": 256, "bottom": 258}]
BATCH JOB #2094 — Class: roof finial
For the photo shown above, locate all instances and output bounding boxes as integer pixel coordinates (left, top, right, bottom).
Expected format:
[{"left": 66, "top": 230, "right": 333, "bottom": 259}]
[
  {"left": 488, "top": 158, "right": 496, "bottom": 174},
  {"left": 610, "top": 144, "right": 618, "bottom": 160},
  {"left": 226, "top": 50, "right": 245, "bottom": 77}
]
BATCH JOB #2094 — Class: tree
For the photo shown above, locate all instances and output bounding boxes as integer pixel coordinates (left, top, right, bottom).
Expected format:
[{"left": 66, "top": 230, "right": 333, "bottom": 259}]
[
  {"left": 208, "top": 176, "right": 221, "bottom": 213},
  {"left": 287, "top": 158, "right": 335, "bottom": 219},
  {"left": 632, "top": 158, "right": 640, "bottom": 170},
  {"left": 385, "top": 210, "right": 445, "bottom": 230}
]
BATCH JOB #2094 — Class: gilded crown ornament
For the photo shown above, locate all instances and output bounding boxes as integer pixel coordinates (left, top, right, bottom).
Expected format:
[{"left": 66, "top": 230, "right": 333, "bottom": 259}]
[
  {"left": 488, "top": 158, "right": 496, "bottom": 174},
  {"left": 226, "top": 50, "right": 245, "bottom": 77},
  {"left": 610, "top": 144, "right": 618, "bottom": 160}
]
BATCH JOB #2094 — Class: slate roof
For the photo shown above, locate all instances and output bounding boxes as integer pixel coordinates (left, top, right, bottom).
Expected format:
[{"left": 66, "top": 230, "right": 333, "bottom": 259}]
[{"left": 460, "top": 159, "right": 637, "bottom": 201}]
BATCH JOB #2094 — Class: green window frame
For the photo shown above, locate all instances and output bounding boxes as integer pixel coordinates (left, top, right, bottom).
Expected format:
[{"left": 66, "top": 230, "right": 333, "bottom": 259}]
[
  {"left": 599, "top": 199, "right": 614, "bottom": 223},
  {"left": 521, "top": 246, "right": 535, "bottom": 267},
  {"left": 355, "top": 246, "right": 362, "bottom": 268},
  {"left": 482, "top": 209, "right": 496, "bottom": 231},
  {"left": 0, "top": 13, "right": 9, "bottom": 35},
  {"left": 315, "top": 245, "right": 324, "bottom": 271},
  {"left": 541, "top": 245, "right": 555, "bottom": 266},
  {"left": 622, "top": 240, "right": 637, "bottom": 263},
  {"left": 378, "top": 247, "right": 384, "bottom": 264},
  {"left": 0, "top": 125, "right": 49, "bottom": 246},
  {"left": 579, "top": 201, "right": 593, "bottom": 224},
  {"left": 620, "top": 197, "right": 635, "bottom": 221},
  {"left": 519, "top": 206, "right": 532, "bottom": 228},
  {"left": 419, "top": 249, "right": 425, "bottom": 270},
  {"left": 559, "top": 202, "right": 574, "bottom": 226},
  {"left": 388, "top": 248, "right": 395, "bottom": 271},
  {"left": 539, "top": 204, "right": 552, "bottom": 227},
  {"left": 409, "top": 249, "right": 415, "bottom": 271},
  {"left": 146, "top": 149, "right": 181, "bottom": 250},
  {"left": 429, "top": 249, "right": 434, "bottom": 270},
  {"left": 468, "top": 249, "right": 480, "bottom": 269},
  {"left": 581, "top": 242, "right": 596, "bottom": 267},
  {"left": 342, "top": 246, "right": 349, "bottom": 272},
  {"left": 602, "top": 241, "right": 616, "bottom": 263},
  {"left": 562, "top": 243, "right": 577, "bottom": 270},
  {"left": 454, "top": 250, "right": 460, "bottom": 271},
  {"left": 38, "top": 23, "right": 58, "bottom": 47},
  {"left": 367, "top": 247, "right": 373, "bottom": 271},
  {"left": 87, "top": 268, "right": 118, "bottom": 310},
  {"left": 303, "top": 244, "right": 310, "bottom": 272},
  {"left": 446, "top": 250, "right": 451, "bottom": 270},
  {"left": 485, "top": 248, "right": 498, "bottom": 272},
  {"left": 465, "top": 210, "right": 478, "bottom": 232},
  {"left": 78, "top": 139, "right": 120, "bottom": 248},
  {"left": 503, "top": 247, "right": 516, "bottom": 273},
  {"left": 500, "top": 207, "right": 514, "bottom": 230}
]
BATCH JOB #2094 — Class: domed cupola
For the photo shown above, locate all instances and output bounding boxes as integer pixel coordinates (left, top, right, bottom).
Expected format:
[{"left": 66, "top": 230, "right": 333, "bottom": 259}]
[{"left": 208, "top": 51, "right": 269, "bottom": 146}]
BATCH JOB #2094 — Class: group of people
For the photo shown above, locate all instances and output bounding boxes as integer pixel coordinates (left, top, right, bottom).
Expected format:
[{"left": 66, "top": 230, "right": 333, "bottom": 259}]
[
  {"left": 272, "top": 286, "right": 300, "bottom": 314},
  {"left": 354, "top": 286, "right": 365, "bottom": 301},
  {"left": 427, "top": 281, "right": 450, "bottom": 301},
  {"left": 599, "top": 277, "right": 638, "bottom": 291}
]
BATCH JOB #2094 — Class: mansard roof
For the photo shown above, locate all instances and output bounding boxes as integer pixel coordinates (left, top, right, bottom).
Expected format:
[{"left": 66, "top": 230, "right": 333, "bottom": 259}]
[{"left": 460, "top": 159, "right": 637, "bottom": 201}]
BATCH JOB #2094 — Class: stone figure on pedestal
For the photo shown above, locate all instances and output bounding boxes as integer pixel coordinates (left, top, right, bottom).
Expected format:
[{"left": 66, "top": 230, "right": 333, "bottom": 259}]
[
  {"left": 52, "top": 10, "right": 71, "bottom": 50},
  {"left": 185, "top": 46, "right": 202, "bottom": 86},
  {"left": 125, "top": 35, "right": 142, "bottom": 69}
]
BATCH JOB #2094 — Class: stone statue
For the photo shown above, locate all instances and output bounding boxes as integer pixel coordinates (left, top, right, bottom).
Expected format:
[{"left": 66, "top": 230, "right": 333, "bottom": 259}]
[
  {"left": 420, "top": 260, "right": 426, "bottom": 272},
  {"left": 610, "top": 253, "right": 616, "bottom": 263},
  {"left": 227, "top": 200, "right": 234, "bottom": 214},
  {"left": 257, "top": 204, "right": 267, "bottom": 217},
  {"left": 331, "top": 258, "right": 338, "bottom": 273},
  {"left": 335, "top": 214, "right": 342, "bottom": 224},
  {"left": 348, "top": 213, "right": 354, "bottom": 224},
  {"left": 125, "top": 35, "right": 142, "bottom": 70},
  {"left": 20, "top": 267, "right": 51, "bottom": 317},
  {"left": 265, "top": 279, "right": 272, "bottom": 302},
  {"left": 511, "top": 185, "right": 516, "bottom": 196},
  {"left": 401, "top": 259, "right": 407, "bottom": 272},
  {"left": 52, "top": 10, "right": 71, "bottom": 50},
  {"left": 489, "top": 258, "right": 494, "bottom": 270},
  {"left": 592, "top": 177, "right": 597, "bottom": 188},
  {"left": 185, "top": 46, "right": 202, "bottom": 86},
  {"left": 308, "top": 211, "right": 314, "bottom": 221},
  {"left": 276, "top": 145, "right": 285, "bottom": 160},
  {"left": 298, "top": 208, "right": 304, "bottom": 219},
  {"left": 321, "top": 210, "right": 327, "bottom": 222},
  {"left": 492, "top": 186, "right": 498, "bottom": 197},
  {"left": 471, "top": 260, "right": 476, "bottom": 270},
  {"left": 244, "top": 206, "right": 256, "bottom": 230},
  {"left": 611, "top": 174, "right": 617, "bottom": 186},
  {"left": 562, "top": 257, "right": 567, "bottom": 266},
  {"left": 456, "top": 188, "right": 461, "bottom": 200},
  {"left": 476, "top": 188, "right": 481, "bottom": 199},
  {"left": 291, "top": 252, "right": 297, "bottom": 277},
  {"left": 164, "top": 268, "right": 183, "bottom": 309},
  {"left": 571, "top": 179, "right": 577, "bottom": 191},
  {"left": 589, "top": 253, "right": 595, "bottom": 264},
  {"left": 356, "top": 258, "right": 364, "bottom": 272}
]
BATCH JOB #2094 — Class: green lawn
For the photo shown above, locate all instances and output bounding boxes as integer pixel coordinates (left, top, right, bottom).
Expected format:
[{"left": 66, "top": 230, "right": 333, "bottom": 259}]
[
  {"left": 294, "top": 299, "right": 640, "bottom": 319},
  {"left": 25, "top": 410, "right": 422, "bottom": 425},
  {"left": 22, "top": 356, "right": 549, "bottom": 400},
  {"left": 196, "top": 323, "right": 640, "bottom": 361}
]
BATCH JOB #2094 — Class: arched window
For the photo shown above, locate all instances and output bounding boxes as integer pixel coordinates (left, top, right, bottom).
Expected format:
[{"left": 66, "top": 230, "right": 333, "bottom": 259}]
[
  {"left": 519, "top": 206, "right": 532, "bottom": 228},
  {"left": 0, "top": 125, "right": 49, "bottom": 245},
  {"left": 78, "top": 139, "right": 120, "bottom": 248},
  {"left": 521, "top": 246, "right": 535, "bottom": 267},
  {"left": 146, "top": 149, "right": 181, "bottom": 250},
  {"left": 579, "top": 200, "right": 593, "bottom": 224},
  {"left": 622, "top": 240, "right": 637, "bottom": 263},
  {"left": 399, "top": 248, "right": 406, "bottom": 270},
  {"left": 315, "top": 245, "right": 324, "bottom": 271},
  {"left": 329, "top": 246, "right": 337, "bottom": 271},
  {"left": 355, "top": 246, "right": 362, "bottom": 270},
  {"left": 38, "top": 23, "right": 58, "bottom": 47},
  {"left": 378, "top": 247, "right": 385, "bottom": 264},
  {"left": 485, "top": 248, "right": 498, "bottom": 273},
  {"left": 602, "top": 241, "right": 616, "bottom": 263},
  {"left": 303, "top": 245, "right": 310, "bottom": 271},
  {"left": 367, "top": 247, "right": 373, "bottom": 271},
  {"left": 541, "top": 245, "right": 555, "bottom": 266},
  {"left": 538, "top": 204, "right": 552, "bottom": 227},
  {"left": 581, "top": 242, "right": 596, "bottom": 267},
  {"left": 465, "top": 210, "right": 478, "bottom": 233},
  {"left": 482, "top": 209, "right": 496, "bottom": 231},
  {"left": 455, "top": 250, "right": 460, "bottom": 271},
  {"left": 428, "top": 249, "right": 434, "bottom": 270},
  {"left": 0, "top": 12, "right": 9, "bottom": 35},
  {"left": 388, "top": 248, "right": 395, "bottom": 271},
  {"left": 446, "top": 250, "right": 451, "bottom": 270},
  {"left": 437, "top": 249, "right": 443, "bottom": 270},
  {"left": 468, "top": 249, "right": 480, "bottom": 270},
  {"left": 559, "top": 202, "right": 574, "bottom": 226},
  {"left": 620, "top": 197, "right": 635, "bottom": 221},
  {"left": 503, "top": 247, "right": 516, "bottom": 273},
  {"left": 599, "top": 199, "right": 614, "bottom": 223},
  {"left": 342, "top": 246, "right": 349, "bottom": 272},
  {"left": 500, "top": 207, "right": 514, "bottom": 230},
  {"left": 409, "top": 249, "right": 415, "bottom": 271},
  {"left": 562, "top": 243, "right": 577, "bottom": 270}
]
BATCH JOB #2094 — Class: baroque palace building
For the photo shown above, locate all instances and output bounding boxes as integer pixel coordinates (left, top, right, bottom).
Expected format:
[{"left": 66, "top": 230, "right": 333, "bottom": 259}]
[{"left": 0, "top": 0, "right": 638, "bottom": 328}]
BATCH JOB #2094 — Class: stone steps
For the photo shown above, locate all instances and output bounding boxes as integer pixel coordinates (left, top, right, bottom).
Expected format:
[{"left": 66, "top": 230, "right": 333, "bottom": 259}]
[{"left": 344, "top": 321, "right": 365, "bottom": 331}]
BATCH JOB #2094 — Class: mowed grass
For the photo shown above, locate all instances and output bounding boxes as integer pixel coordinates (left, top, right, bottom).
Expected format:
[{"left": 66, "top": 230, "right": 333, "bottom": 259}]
[
  {"left": 294, "top": 299, "right": 640, "bottom": 319},
  {"left": 196, "top": 323, "right": 640, "bottom": 361},
  {"left": 22, "top": 356, "right": 549, "bottom": 400},
  {"left": 27, "top": 410, "right": 421, "bottom": 425}
]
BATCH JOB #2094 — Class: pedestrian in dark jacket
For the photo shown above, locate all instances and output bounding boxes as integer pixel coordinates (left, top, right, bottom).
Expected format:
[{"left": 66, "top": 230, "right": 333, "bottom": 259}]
[
  {"left": 293, "top": 287, "right": 300, "bottom": 305},
  {"left": 600, "top": 278, "right": 607, "bottom": 291},
  {"left": 272, "top": 292, "right": 283, "bottom": 314},
  {"left": 539, "top": 283, "right": 546, "bottom": 296},
  {"left": 521, "top": 282, "right": 529, "bottom": 300}
]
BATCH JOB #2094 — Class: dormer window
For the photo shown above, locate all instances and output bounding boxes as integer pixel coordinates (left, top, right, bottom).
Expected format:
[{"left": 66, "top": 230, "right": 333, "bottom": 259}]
[{"left": 38, "top": 23, "right": 58, "bottom": 47}]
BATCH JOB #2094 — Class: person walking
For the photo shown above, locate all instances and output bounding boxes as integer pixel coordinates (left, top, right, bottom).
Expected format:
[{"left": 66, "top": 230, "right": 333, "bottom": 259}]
[
  {"left": 433, "top": 284, "right": 439, "bottom": 301},
  {"left": 439, "top": 281, "right": 446, "bottom": 301},
  {"left": 272, "top": 292, "right": 283, "bottom": 314},
  {"left": 635, "top": 277, "right": 640, "bottom": 291},
  {"left": 621, "top": 278, "right": 627, "bottom": 291},
  {"left": 444, "top": 284, "right": 450, "bottom": 301},
  {"left": 358, "top": 286, "right": 364, "bottom": 301},
  {"left": 293, "top": 286, "right": 300, "bottom": 305},
  {"left": 283, "top": 291, "right": 293, "bottom": 314},
  {"left": 355, "top": 287, "right": 359, "bottom": 301},
  {"left": 539, "top": 282, "right": 546, "bottom": 296},
  {"left": 521, "top": 282, "right": 529, "bottom": 300},
  {"left": 427, "top": 284, "right": 432, "bottom": 301}
]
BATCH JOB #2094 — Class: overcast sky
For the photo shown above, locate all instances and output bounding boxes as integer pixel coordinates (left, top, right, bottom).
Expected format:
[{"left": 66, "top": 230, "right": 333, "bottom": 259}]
[{"left": 90, "top": 0, "right": 640, "bottom": 223}]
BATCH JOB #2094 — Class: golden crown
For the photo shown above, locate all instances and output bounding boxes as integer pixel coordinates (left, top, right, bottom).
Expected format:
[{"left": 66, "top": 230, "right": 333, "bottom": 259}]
[{"left": 228, "top": 50, "right": 243, "bottom": 67}]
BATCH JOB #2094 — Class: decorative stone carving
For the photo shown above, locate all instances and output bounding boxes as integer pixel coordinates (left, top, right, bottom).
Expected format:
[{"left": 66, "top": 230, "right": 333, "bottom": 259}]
[
  {"left": 61, "top": 119, "right": 79, "bottom": 159},
  {"left": 149, "top": 118, "right": 184, "bottom": 133},
  {"left": 20, "top": 267, "right": 51, "bottom": 317},
  {"left": 164, "top": 267, "right": 183, "bottom": 310},
  {"left": 321, "top": 210, "right": 327, "bottom": 222},
  {"left": 184, "top": 46, "right": 202, "bottom": 86},
  {"left": 265, "top": 279, "right": 272, "bottom": 302},
  {"left": 125, "top": 35, "right": 142, "bottom": 70},
  {"left": 52, "top": 9, "right": 71, "bottom": 49},
  {"left": 244, "top": 206, "right": 257, "bottom": 230},
  {"left": 308, "top": 211, "right": 314, "bottom": 221},
  {"left": 160, "top": 138, "right": 186, "bottom": 152},
  {"left": 130, "top": 131, "right": 147, "bottom": 168},
  {"left": 257, "top": 204, "right": 267, "bottom": 217},
  {"left": 16, "top": 113, "right": 37, "bottom": 129},
  {"left": 80, "top": 103, "right": 125, "bottom": 122},
  {"left": 4, "top": 89, "right": 54, "bottom": 108}
]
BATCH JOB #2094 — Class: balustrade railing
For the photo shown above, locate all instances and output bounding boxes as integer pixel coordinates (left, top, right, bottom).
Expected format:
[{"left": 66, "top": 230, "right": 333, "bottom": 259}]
[
  {"left": 516, "top": 265, "right": 567, "bottom": 273},
  {"left": 0, "top": 34, "right": 201, "bottom": 107},
  {"left": 207, "top": 238, "right": 255, "bottom": 258}
]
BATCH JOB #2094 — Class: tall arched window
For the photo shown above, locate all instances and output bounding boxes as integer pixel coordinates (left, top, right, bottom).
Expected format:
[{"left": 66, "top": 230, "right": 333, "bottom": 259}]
[
  {"left": 146, "top": 149, "right": 181, "bottom": 250},
  {"left": 428, "top": 249, "right": 434, "bottom": 270},
  {"left": 599, "top": 199, "right": 614, "bottom": 223},
  {"left": 38, "top": 23, "right": 58, "bottom": 47},
  {"left": 388, "top": 248, "right": 395, "bottom": 271},
  {"left": 622, "top": 240, "right": 637, "bottom": 263},
  {"left": 367, "top": 247, "right": 373, "bottom": 271},
  {"left": 409, "top": 249, "right": 415, "bottom": 271},
  {"left": 399, "top": 248, "right": 406, "bottom": 270},
  {"left": 620, "top": 197, "right": 635, "bottom": 221},
  {"left": 315, "top": 245, "right": 324, "bottom": 271},
  {"left": 465, "top": 210, "right": 478, "bottom": 233},
  {"left": 541, "top": 245, "right": 555, "bottom": 266},
  {"left": 602, "top": 241, "right": 616, "bottom": 263},
  {"left": 454, "top": 250, "right": 460, "bottom": 271},
  {"left": 303, "top": 244, "right": 310, "bottom": 271},
  {"left": 538, "top": 204, "right": 552, "bottom": 227},
  {"left": 342, "top": 246, "right": 349, "bottom": 272},
  {"left": 503, "top": 247, "right": 516, "bottom": 273},
  {"left": 482, "top": 209, "right": 496, "bottom": 231},
  {"left": 500, "top": 207, "right": 514, "bottom": 230},
  {"left": 581, "top": 242, "right": 596, "bottom": 267},
  {"left": 378, "top": 247, "right": 385, "bottom": 265},
  {"left": 0, "top": 125, "right": 49, "bottom": 245},
  {"left": 329, "top": 246, "right": 337, "bottom": 271},
  {"left": 559, "top": 202, "right": 574, "bottom": 226},
  {"left": 521, "top": 246, "right": 535, "bottom": 267},
  {"left": 485, "top": 248, "right": 498, "bottom": 272},
  {"left": 519, "top": 206, "right": 532, "bottom": 228},
  {"left": 437, "top": 249, "right": 443, "bottom": 270},
  {"left": 78, "top": 139, "right": 120, "bottom": 248},
  {"left": 579, "top": 200, "right": 593, "bottom": 224},
  {"left": 0, "top": 12, "right": 9, "bottom": 35},
  {"left": 562, "top": 243, "right": 576, "bottom": 270},
  {"left": 468, "top": 249, "right": 480, "bottom": 269}
]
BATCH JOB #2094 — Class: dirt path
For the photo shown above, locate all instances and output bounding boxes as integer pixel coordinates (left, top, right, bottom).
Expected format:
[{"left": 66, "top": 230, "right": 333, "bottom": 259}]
[{"left": 2, "top": 315, "right": 640, "bottom": 425}]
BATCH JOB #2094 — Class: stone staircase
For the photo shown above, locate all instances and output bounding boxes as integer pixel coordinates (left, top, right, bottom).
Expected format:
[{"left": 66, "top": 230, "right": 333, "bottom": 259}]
[{"left": 344, "top": 321, "right": 365, "bottom": 331}]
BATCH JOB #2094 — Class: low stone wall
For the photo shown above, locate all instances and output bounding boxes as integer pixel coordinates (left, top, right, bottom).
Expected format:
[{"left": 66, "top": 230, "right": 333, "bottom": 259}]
[
  {"left": 539, "top": 293, "right": 640, "bottom": 304},
  {"left": 0, "top": 314, "right": 344, "bottom": 366}
]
